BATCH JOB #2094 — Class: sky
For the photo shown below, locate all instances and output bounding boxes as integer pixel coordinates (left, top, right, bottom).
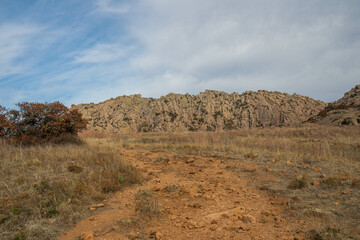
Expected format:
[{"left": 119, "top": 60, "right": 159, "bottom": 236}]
[{"left": 0, "top": 0, "right": 359, "bottom": 108}]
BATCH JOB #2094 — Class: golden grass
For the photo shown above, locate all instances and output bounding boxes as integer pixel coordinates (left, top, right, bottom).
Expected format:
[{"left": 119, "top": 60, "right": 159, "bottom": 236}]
[
  {"left": 109, "top": 125, "right": 360, "bottom": 177},
  {"left": 0, "top": 139, "right": 142, "bottom": 240},
  {"left": 1, "top": 125, "right": 359, "bottom": 239},
  {"left": 108, "top": 125, "right": 360, "bottom": 237}
]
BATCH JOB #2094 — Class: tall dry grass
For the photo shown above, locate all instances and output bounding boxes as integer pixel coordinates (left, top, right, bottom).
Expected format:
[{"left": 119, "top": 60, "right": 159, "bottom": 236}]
[
  {"left": 0, "top": 139, "right": 142, "bottom": 240},
  {"left": 1, "top": 125, "right": 359, "bottom": 239},
  {"left": 112, "top": 125, "right": 360, "bottom": 176},
  {"left": 110, "top": 125, "right": 360, "bottom": 237}
]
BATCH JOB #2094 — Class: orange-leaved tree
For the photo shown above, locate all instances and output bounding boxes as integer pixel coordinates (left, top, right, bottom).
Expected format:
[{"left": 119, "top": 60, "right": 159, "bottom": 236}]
[
  {"left": 0, "top": 102, "right": 87, "bottom": 144},
  {"left": 0, "top": 105, "right": 13, "bottom": 136}
]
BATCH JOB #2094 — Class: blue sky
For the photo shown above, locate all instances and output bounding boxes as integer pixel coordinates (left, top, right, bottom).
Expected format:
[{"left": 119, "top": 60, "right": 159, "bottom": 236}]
[{"left": 0, "top": 0, "right": 359, "bottom": 108}]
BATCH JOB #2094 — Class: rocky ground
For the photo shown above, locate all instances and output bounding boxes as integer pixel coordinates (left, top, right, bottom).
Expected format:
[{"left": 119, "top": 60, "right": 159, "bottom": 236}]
[{"left": 58, "top": 143, "right": 359, "bottom": 240}]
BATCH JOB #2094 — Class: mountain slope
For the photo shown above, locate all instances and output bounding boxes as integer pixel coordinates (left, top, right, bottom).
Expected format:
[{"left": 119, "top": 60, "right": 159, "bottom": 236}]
[
  {"left": 308, "top": 85, "right": 360, "bottom": 126},
  {"left": 73, "top": 90, "right": 326, "bottom": 133}
]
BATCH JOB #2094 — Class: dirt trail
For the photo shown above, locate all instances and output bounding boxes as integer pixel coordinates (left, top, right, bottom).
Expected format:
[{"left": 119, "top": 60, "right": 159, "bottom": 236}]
[{"left": 58, "top": 149, "right": 303, "bottom": 240}]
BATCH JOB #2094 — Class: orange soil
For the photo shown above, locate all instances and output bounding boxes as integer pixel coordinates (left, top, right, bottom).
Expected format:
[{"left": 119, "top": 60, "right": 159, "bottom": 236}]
[{"left": 58, "top": 149, "right": 305, "bottom": 240}]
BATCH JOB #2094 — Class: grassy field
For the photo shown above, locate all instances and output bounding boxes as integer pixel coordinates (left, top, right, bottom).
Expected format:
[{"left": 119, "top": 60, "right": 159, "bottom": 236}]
[
  {"left": 99, "top": 125, "right": 360, "bottom": 238},
  {"left": 0, "top": 139, "right": 142, "bottom": 240},
  {"left": 1, "top": 125, "right": 359, "bottom": 239}
]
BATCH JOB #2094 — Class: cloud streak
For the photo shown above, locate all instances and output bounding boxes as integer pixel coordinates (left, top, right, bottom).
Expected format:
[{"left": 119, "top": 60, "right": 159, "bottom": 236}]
[
  {"left": 0, "top": 23, "right": 42, "bottom": 78},
  {"left": 73, "top": 43, "right": 129, "bottom": 63},
  {"left": 94, "top": 0, "right": 129, "bottom": 14}
]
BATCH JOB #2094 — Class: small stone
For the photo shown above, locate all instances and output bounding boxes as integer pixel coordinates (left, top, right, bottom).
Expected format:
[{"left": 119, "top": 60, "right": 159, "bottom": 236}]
[
  {"left": 188, "top": 203, "right": 202, "bottom": 208},
  {"left": 188, "top": 221, "right": 198, "bottom": 229},
  {"left": 261, "top": 211, "right": 271, "bottom": 217},
  {"left": 339, "top": 175, "right": 350, "bottom": 181},
  {"left": 155, "top": 232, "right": 163, "bottom": 239},
  {"left": 230, "top": 215, "right": 239, "bottom": 222},
  {"left": 78, "top": 233, "right": 94, "bottom": 240},
  {"left": 259, "top": 219, "right": 267, "bottom": 224},
  {"left": 320, "top": 174, "right": 326, "bottom": 179},
  {"left": 209, "top": 225, "right": 217, "bottom": 231},
  {"left": 313, "top": 167, "right": 319, "bottom": 172},
  {"left": 312, "top": 180, "right": 320, "bottom": 186},
  {"left": 211, "top": 219, "right": 219, "bottom": 224},
  {"left": 239, "top": 225, "right": 251, "bottom": 231},
  {"left": 334, "top": 202, "right": 339, "bottom": 205},
  {"left": 342, "top": 190, "right": 352, "bottom": 194},
  {"left": 89, "top": 203, "right": 105, "bottom": 209},
  {"left": 266, "top": 168, "right": 273, "bottom": 172},
  {"left": 317, "top": 194, "right": 328, "bottom": 198},
  {"left": 152, "top": 186, "right": 161, "bottom": 191},
  {"left": 286, "top": 161, "right": 291, "bottom": 165},
  {"left": 240, "top": 214, "right": 256, "bottom": 223},
  {"left": 89, "top": 207, "right": 96, "bottom": 211},
  {"left": 112, "top": 225, "right": 120, "bottom": 231},
  {"left": 150, "top": 231, "right": 163, "bottom": 240},
  {"left": 182, "top": 187, "right": 191, "bottom": 194},
  {"left": 185, "top": 158, "right": 195, "bottom": 164}
]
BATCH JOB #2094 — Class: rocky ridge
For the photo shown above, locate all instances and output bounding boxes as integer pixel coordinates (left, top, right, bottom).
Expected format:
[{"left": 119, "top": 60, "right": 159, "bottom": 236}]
[
  {"left": 73, "top": 90, "right": 326, "bottom": 133},
  {"left": 308, "top": 85, "right": 360, "bottom": 126}
]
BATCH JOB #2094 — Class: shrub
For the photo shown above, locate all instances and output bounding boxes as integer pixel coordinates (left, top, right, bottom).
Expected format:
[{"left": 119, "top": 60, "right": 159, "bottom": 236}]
[
  {"left": 135, "top": 190, "right": 161, "bottom": 218},
  {"left": 0, "top": 105, "right": 14, "bottom": 136},
  {"left": 288, "top": 177, "right": 308, "bottom": 189},
  {"left": 0, "top": 102, "right": 87, "bottom": 145}
]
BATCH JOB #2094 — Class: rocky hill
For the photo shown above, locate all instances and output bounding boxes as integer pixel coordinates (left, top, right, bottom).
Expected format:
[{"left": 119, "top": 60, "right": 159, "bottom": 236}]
[
  {"left": 73, "top": 90, "right": 326, "bottom": 133},
  {"left": 308, "top": 85, "right": 360, "bottom": 126}
]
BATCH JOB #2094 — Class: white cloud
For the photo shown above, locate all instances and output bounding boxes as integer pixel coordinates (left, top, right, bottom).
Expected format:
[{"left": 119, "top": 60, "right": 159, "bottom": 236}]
[
  {"left": 0, "top": 23, "right": 41, "bottom": 78},
  {"left": 94, "top": 0, "right": 129, "bottom": 14},
  {"left": 73, "top": 43, "right": 129, "bottom": 63},
  {"left": 125, "top": 0, "right": 360, "bottom": 101}
]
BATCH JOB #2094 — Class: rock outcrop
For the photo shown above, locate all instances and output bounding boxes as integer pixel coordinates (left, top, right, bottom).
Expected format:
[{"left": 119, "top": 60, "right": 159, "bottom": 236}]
[
  {"left": 73, "top": 90, "right": 326, "bottom": 133},
  {"left": 308, "top": 85, "right": 360, "bottom": 126}
]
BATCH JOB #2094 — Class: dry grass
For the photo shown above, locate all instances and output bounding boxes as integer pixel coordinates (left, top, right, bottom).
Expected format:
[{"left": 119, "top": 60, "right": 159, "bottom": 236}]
[
  {"left": 109, "top": 125, "right": 360, "bottom": 174},
  {"left": 1, "top": 125, "right": 359, "bottom": 239},
  {"left": 135, "top": 190, "right": 162, "bottom": 218},
  {"left": 96, "top": 125, "right": 360, "bottom": 238},
  {"left": 288, "top": 177, "right": 308, "bottom": 190},
  {"left": 0, "top": 139, "right": 142, "bottom": 240}
]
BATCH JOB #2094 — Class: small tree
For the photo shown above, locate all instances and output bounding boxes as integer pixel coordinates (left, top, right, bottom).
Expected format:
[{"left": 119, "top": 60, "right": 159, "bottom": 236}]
[
  {"left": 0, "top": 105, "right": 11, "bottom": 136},
  {"left": 0, "top": 102, "right": 87, "bottom": 145}
]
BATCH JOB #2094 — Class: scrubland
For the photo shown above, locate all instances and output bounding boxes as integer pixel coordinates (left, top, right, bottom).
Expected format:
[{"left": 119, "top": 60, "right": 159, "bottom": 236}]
[{"left": 1, "top": 125, "right": 360, "bottom": 239}]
